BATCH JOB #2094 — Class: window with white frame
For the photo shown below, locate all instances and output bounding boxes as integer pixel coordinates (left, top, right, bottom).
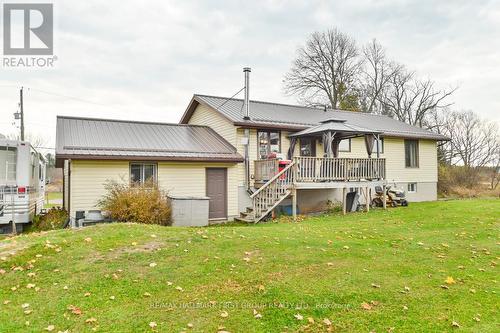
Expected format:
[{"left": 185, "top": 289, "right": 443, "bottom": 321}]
[
  {"left": 339, "top": 139, "right": 351, "bottom": 152},
  {"left": 258, "top": 130, "right": 281, "bottom": 159},
  {"left": 130, "top": 162, "right": 157, "bottom": 185},
  {"left": 405, "top": 139, "right": 419, "bottom": 168},
  {"left": 407, "top": 183, "right": 417, "bottom": 193}
]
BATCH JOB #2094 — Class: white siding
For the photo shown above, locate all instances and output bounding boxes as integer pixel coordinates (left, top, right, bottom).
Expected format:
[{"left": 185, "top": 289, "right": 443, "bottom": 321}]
[
  {"left": 188, "top": 103, "right": 237, "bottom": 146},
  {"left": 68, "top": 160, "right": 240, "bottom": 220},
  {"left": 69, "top": 160, "right": 129, "bottom": 217}
]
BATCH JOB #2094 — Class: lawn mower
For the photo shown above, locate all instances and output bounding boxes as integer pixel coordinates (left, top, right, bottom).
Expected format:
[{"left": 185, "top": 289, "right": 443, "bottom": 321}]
[{"left": 371, "top": 185, "right": 408, "bottom": 207}]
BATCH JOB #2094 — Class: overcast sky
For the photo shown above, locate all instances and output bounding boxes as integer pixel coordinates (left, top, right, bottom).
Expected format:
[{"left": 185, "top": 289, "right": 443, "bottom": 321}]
[{"left": 1, "top": 0, "right": 499, "bottom": 153}]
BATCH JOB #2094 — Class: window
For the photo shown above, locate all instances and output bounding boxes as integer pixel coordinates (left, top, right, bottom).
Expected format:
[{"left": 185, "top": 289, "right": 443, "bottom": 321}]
[
  {"left": 258, "top": 130, "right": 281, "bottom": 159},
  {"left": 408, "top": 183, "right": 417, "bottom": 193},
  {"left": 300, "top": 138, "right": 316, "bottom": 156},
  {"left": 339, "top": 139, "right": 351, "bottom": 152},
  {"left": 375, "top": 137, "right": 384, "bottom": 154},
  {"left": 130, "top": 162, "right": 157, "bottom": 185},
  {"left": 404, "top": 140, "right": 419, "bottom": 168},
  {"left": 0, "top": 146, "right": 17, "bottom": 182}
]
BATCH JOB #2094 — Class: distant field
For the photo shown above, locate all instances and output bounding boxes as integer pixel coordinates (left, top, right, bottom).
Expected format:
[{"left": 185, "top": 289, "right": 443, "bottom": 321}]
[
  {"left": 44, "top": 192, "right": 62, "bottom": 209},
  {"left": 0, "top": 199, "right": 498, "bottom": 332}
]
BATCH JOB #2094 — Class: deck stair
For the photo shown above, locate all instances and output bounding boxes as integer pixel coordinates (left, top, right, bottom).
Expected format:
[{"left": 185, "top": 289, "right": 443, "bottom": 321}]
[{"left": 236, "top": 161, "right": 296, "bottom": 223}]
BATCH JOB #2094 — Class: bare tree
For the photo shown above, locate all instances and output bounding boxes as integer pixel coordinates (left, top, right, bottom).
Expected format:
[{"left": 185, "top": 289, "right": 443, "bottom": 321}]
[
  {"left": 7, "top": 132, "right": 47, "bottom": 148},
  {"left": 359, "top": 39, "right": 401, "bottom": 113},
  {"left": 380, "top": 67, "right": 457, "bottom": 127},
  {"left": 284, "top": 28, "right": 362, "bottom": 108},
  {"left": 448, "top": 111, "right": 498, "bottom": 168},
  {"left": 490, "top": 147, "right": 500, "bottom": 190}
]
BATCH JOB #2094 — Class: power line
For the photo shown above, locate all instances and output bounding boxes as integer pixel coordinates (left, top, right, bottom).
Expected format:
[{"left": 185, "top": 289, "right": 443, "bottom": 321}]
[{"left": 26, "top": 87, "right": 118, "bottom": 107}]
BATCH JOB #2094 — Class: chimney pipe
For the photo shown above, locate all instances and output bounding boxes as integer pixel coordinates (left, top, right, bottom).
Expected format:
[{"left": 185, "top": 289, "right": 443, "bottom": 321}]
[{"left": 243, "top": 67, "right": 251, "bottom": 120}]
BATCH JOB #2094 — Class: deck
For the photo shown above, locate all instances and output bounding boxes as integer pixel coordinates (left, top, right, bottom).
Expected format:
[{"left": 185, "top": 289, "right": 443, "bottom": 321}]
[{"left": 246, "top": 157, "right": 388, "bottom": 222}]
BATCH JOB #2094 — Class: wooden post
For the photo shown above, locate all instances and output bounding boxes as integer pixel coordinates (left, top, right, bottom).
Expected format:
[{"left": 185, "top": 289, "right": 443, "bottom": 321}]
[
  {"left": 342, "top": 187, "right": 347, "bottom": 215},
  {"left": 292, "top": 187, "right": 297, "bottom": 221},
  {"left": 365, "top": 186, "right": 370, "bottom": 212},
  {"left": 382, "top": 184, "right": 387, "bottom": 209}
]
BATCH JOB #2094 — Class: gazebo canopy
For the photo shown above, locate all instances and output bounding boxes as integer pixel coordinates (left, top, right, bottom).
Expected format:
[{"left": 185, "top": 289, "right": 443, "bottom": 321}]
[
  {"left": 287, "top": 118, "right": 383, "bottom": 159},
  {"left": 289, "top": 118, "right": 381, "bottom": 139}
]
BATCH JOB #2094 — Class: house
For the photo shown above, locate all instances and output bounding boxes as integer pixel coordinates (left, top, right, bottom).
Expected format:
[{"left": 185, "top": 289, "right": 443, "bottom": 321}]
[{"left": 56, "top": 70, "right": 448, "bottom": 224}]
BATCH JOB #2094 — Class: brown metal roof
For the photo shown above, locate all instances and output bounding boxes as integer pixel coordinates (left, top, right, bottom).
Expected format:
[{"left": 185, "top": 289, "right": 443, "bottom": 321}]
[
  {"left": 55, "top": 116, "right": 243, "bottom": 166},
  {"left": 180, "top": 94, "right": 450, "bottom": 141}
]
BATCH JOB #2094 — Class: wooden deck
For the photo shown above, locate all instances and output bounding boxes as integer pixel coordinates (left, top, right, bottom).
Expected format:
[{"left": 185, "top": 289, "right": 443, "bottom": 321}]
[{"left": 245, "top": 157, "right": 387, "bottom": 222}]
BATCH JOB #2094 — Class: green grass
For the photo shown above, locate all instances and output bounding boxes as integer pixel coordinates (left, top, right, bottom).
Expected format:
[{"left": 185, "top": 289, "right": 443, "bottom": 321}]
[
  {"left": 44, "top": 192, "right": 63, "bottom": 209},
  {"left": 0, "top": 199, "right": 498, "bottom": 332}
]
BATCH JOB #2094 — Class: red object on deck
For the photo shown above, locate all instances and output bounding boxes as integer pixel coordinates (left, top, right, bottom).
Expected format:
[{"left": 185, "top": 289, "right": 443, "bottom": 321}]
[
  {"left": 17, "top": 187, "right": 26, "bottom": 194},
  {"left": 278, "top": 160, "right": 291, "bottom": 179}
]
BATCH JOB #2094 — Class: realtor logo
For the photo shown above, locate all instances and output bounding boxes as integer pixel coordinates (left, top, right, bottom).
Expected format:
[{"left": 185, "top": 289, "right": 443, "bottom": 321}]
[{"left": 3, "top": 3, "right": 53, "bottom": 55}]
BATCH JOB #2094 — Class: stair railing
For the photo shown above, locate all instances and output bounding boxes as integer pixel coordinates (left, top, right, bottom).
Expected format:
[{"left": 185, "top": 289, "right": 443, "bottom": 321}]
[{"left": 250, "top": 161, "right": 296, "bottom": 221}]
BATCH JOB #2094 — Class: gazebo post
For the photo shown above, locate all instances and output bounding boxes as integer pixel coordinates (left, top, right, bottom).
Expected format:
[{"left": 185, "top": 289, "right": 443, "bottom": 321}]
[
  {"left": 376, "top": 134, "right": 380, "bottom": 159},
  {"left": 292, "top": 187, "right": 297, "bottom": 221}
]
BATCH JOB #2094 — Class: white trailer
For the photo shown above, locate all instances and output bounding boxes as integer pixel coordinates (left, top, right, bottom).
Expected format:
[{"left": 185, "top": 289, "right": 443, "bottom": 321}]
[{"left": 0, "top": 139, "right": 46, "bottom": 233}]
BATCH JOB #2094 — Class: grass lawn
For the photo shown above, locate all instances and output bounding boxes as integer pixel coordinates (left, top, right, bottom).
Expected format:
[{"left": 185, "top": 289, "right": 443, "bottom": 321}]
[
  {"left": 0, "top": 199, "right": 498, "bottom": 332},
  {"left": 44, "top": 192, "right": 63, "bottom": 209}
]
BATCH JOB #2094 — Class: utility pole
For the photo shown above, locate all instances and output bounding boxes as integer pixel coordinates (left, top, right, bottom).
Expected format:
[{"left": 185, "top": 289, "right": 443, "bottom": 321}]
[{"left": 20, "top": 87, "right": 25, "bottom": 141}]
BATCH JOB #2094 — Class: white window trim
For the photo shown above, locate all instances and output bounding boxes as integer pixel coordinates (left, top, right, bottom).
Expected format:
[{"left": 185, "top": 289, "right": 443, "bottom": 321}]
[
  {"left": 130, "top": 162, "right": 158, "bottom": 185},
  {"left": 407, "top": 183, "right": 417, "bottom": 193}
]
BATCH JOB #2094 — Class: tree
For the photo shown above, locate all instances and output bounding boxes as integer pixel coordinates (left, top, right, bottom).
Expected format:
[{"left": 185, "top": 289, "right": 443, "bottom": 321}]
[
  {"left": 379, "top": 67, "right": 457, "bottom": 127},
  {"left": 283, "top": 28, "right": 362, "bottom": 109},
  {"left": 359, "top": 39, "right": 400, "bottom": 114}
]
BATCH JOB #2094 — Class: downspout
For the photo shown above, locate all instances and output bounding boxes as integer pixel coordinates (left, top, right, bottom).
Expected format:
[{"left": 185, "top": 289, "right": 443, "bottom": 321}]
[{"left": 243, "top": 67, "right": 251, "bottom": 190}]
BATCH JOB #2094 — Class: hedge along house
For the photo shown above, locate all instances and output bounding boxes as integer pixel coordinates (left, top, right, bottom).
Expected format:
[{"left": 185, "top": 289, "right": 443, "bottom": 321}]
[
  {"left": 55, "top": 117, "right": 243, "bottom": 221},
  {"left": 179, "top": 69, "right": 449, "bottom": 222}
]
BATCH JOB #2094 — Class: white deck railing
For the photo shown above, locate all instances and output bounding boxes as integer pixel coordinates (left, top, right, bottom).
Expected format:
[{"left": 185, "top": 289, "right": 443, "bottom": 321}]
[
  {"left": 254, "top": 158, "right": 279, "bottom": 183},
  {"left": 293, "top": 157, "right": 385, "bottom": 182}
]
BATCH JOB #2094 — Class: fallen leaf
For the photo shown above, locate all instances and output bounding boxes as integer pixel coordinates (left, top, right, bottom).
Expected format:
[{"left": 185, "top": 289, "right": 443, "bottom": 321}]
[
  {"left": 45, "top": 325, "right": 55, "bottom": 331},
  {"left": 371, "top": 283, "right": 381, "bottom": 288},
  {"left": 0, "top": 269, "right": 6, "bottom": 274},
  {"left": 451, "top": 321, "right": 460, "bottom": 328},
  {"left": 85, "top": 318, "right": 97, "bottom": 324},
  {"left": 149, "top": 322, "right": 157, "bottom": 329},
  {"left": 307, "top": 317, "right": 315, "bottom": 324},
  {"left": 109, "top": 296, "right": 115, "bottom": 300},
  {"left": 143, "top": 292, "right": 152, "bottom": 297},
  {"left": 220, "top": 311, "right": 229, "bottom": 318},
  {"left": 167, "top": 281, "right": 173, "bottom": 286},
  {"left": 445, "top": 276, "right": 456, "bottom": 285},
  {"left": 84, "top": 238, "right": 92, "bottom": 243},
  {"left": 323, "top": 318, "right": 332, "bottom": 326},
  {"left": 294, "top": 313, "right": 303, "bottom": 320},
  {"left": 21, "top": 303, "right": 30, "bottom": 309},
  {"left": 187, "top": 322, "right": 194, "bottom": 328},
  {"left": 67, "top": 305, "right": 83, "bottom": 316},
  {"left": 149, "top": 262, "right": 157, "bottom": 268},
  {"left": 175, "top": 286, "right": 183, "bottom": 292},
  {"left": 84, "top": 292, "right": 91, "bottom": 297},
  {"left": 361, "top": 302, "right": 372, "bottom": 310}
]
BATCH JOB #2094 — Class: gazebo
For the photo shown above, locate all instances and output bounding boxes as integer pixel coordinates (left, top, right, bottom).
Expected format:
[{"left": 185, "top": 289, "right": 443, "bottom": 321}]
[{"left": 287, "top": 118, "right": 383, "bottom": 159}]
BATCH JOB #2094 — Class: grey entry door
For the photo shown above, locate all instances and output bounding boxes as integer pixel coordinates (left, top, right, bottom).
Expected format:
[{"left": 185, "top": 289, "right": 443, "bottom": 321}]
[{"left": 206, "top": 168, "right": 227, "bottom": 219}]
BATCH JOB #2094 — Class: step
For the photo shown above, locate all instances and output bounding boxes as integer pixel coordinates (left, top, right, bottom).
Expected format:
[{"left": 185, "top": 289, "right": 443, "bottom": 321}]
[{"left": 234, "top": 216, "right": 256, "bottom": 223}]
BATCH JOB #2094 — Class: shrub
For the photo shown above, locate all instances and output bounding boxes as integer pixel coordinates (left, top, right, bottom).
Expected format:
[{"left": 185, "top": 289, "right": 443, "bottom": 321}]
[
  {"left": 31, "top": 207, "right": 69, "bottom": 231},
  {"left": 98, "top": 180, "right": 172, "bottom": 226},
  {"left": 438, "top": 164, "right": 500, "bottom": 198}
]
